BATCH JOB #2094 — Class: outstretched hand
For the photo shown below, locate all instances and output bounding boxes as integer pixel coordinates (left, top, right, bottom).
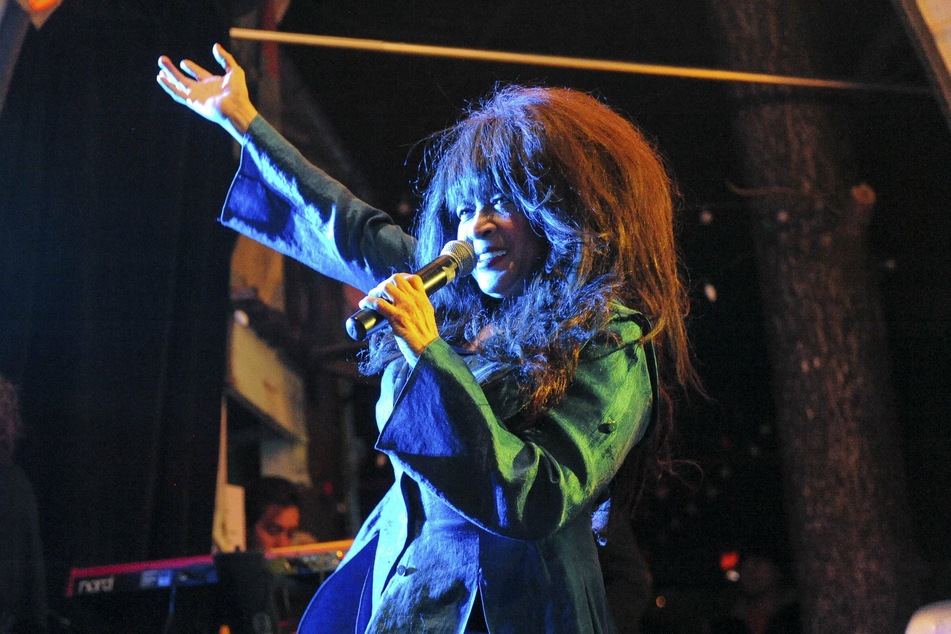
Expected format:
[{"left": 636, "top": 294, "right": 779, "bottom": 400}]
[
  {"left": 156, "top": 43, "right": 259, "bottom": 144},
  {"left": 360, "top": 274, "right": 440, "bottom": 366}
]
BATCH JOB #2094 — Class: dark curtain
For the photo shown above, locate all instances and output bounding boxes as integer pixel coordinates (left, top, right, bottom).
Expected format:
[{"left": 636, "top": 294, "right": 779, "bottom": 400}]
[{"left": 0, "top": 0, "right": 238, "bottom": 608}]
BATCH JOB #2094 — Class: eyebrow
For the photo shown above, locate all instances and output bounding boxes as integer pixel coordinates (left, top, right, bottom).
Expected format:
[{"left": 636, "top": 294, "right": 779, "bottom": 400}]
[{"left": 264, "top": 522, "right": 298, "bottom": 533}]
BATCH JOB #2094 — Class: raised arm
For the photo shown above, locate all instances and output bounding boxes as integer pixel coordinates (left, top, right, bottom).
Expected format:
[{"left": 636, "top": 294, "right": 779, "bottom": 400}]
[
  {"left": 158, "top": 44, "right": 421, "bottom": 342},
  {"left": 156, "top": 43, "right": 258, "bottom": 145}
]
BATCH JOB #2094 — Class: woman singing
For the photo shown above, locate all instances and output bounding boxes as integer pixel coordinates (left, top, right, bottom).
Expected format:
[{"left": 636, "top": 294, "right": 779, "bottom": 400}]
[{"left": 158, "top": 44, "right": 697, "bottom": 634}]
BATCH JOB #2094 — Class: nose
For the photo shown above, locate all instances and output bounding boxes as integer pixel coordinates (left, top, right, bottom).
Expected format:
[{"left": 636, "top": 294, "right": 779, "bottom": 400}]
[{"left": 467, "top": 205, "right": 497, "bottom": 240}]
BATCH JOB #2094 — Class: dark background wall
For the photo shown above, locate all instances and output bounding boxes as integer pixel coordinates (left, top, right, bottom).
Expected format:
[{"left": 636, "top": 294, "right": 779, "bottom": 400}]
[{"left": 0, "top": 0, "right": 238, "bottom": 610}]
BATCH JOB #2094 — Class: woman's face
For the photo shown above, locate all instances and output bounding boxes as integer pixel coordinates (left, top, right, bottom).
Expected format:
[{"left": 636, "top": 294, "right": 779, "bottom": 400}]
[{"left": 454, "top": 195, "right": 547, "bottom": 298}]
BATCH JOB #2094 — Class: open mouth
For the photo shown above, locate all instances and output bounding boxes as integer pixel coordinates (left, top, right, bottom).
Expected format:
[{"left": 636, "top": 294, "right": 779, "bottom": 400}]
[{"left": 477, "top": 249, "right": 507, "bottom": 267}]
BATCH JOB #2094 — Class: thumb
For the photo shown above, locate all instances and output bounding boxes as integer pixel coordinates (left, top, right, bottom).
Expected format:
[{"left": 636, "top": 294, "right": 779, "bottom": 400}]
[{"left": 212, "top": 43, "right": 232, "bottom": 71}]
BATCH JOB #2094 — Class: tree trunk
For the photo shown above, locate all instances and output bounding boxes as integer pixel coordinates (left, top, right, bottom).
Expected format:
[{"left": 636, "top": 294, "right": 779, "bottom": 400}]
[{"left": 705, "top": 2, "right": 923, "bottom": 632}]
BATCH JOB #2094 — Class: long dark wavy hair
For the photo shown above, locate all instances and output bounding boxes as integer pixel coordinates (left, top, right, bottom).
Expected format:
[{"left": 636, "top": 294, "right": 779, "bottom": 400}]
[
  {"left": 0, "top": 375, "right": 23, "bottom": 465},
  {"left": 365, "top": 85, "right": 701, "bottom": 524}
]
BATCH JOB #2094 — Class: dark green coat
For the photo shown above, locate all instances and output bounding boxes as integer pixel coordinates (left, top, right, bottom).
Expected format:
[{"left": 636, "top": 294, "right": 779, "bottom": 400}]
[{"left": 221, "top": 117, "right": 654, "bottom": 634}]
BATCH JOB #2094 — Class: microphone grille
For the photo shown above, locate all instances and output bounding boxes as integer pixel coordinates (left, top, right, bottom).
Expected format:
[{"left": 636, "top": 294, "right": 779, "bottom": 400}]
[{"left": 440, "top": 240, "right": 476, "bottom": 276}]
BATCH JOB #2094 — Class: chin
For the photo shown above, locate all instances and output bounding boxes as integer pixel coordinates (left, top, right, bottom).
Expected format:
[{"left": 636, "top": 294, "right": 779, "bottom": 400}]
[{"left": 477, "top": 282, "right": 507, "bottom": 299}]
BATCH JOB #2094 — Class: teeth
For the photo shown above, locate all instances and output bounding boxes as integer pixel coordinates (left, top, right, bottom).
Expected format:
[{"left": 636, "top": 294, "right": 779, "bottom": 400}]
[{"left": 478, "top": 250, "right": 506, "bottom": 263}]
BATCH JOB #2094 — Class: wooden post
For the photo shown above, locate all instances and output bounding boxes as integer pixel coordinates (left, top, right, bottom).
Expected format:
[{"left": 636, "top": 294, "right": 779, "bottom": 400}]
[{"left": 706, "top": 1, "right": 924, "bottom": 631}]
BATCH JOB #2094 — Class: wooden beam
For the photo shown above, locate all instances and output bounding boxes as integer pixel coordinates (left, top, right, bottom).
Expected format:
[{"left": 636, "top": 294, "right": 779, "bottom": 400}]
[{"left": 230, "top": 26, "right": 933, "bottom": 95}]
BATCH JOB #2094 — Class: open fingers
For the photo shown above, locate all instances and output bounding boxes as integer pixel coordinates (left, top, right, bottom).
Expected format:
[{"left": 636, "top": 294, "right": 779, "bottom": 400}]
[
  {"left": 157, "top": 56, "right": 185, "bottom": 83},
  {"left": 156, "top": 56, "right": 191, "bottom": 94},
  {"left": 156, "top": 66, "right": 188, "bottom": 101},
  {"left": 156, "top": 74, "right": 184, "bottom": 102},
  {"left": 179, "top": 59, "right": 213, "bottom": 81}
]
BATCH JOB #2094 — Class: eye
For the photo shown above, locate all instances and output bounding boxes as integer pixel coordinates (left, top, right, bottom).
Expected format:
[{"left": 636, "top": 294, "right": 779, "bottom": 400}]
[
  {"left": 265, "top": 523, "right": 294, "bottom": 537},
  {"left": 455, "top": 206, "right": 475, "bottom": 221},
  {"left": 491, "top": 196, "right": 516, "bottom": 215}
]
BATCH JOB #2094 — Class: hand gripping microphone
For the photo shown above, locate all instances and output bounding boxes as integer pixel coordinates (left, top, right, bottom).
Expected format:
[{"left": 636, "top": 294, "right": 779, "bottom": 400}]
[{"left": 345, "top": 240, "right": 476, "bottom": 341}]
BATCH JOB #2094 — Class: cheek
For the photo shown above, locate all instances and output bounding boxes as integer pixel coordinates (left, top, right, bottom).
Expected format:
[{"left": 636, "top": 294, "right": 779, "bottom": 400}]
[
  {"left": 526, "top": 230, "right": 545, "bottom": 256},
  {"left": 455, "top": 218, "right": 470, "bottom": 241},
  {"left": 515, "top": 222, "right": 547, "bottom": 265}
]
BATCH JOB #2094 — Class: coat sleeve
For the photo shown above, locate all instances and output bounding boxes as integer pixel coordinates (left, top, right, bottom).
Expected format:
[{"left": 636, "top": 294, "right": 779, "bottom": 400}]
[
  {"left": 375, "top": 313, "right": 654, "bottom": 541},
  {"left": 219, "top": 116, "right": 417, "bottom": 292}
]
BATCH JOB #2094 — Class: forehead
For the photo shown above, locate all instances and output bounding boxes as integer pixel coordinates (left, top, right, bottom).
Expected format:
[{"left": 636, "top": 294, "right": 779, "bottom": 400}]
[
  {"left": 260, "top": 503, "right": 299, "bottom": 523},
  {"left": 444, "top": 168, "right": 500, "bottom": 210}
]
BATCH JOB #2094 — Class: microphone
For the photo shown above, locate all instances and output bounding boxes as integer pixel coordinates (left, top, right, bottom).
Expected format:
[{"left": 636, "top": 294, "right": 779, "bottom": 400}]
[{"left": 345, "top": 240, "right": 476, "bottom": 341}]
